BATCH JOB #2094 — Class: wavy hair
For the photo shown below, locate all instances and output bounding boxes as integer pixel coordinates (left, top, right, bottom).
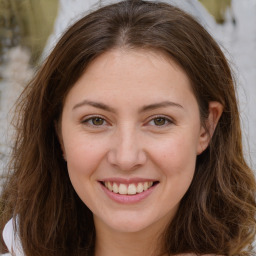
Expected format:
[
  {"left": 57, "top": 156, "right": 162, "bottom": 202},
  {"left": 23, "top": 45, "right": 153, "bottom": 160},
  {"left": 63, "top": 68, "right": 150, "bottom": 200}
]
[{"left": 1, "top": 1, "right": 256, "bottom": 255}]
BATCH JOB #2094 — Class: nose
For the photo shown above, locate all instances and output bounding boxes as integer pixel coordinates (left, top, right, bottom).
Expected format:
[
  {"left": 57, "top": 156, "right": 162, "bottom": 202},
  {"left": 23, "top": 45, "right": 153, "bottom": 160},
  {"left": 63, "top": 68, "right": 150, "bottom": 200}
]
[{"left": 107, "top": 126, "right": 147, "bottom": 171}]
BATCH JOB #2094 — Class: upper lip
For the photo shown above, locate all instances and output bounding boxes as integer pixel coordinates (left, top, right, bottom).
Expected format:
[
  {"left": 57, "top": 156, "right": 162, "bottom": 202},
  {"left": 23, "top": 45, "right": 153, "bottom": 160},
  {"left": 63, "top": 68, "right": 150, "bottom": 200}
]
[{"left": 99, "top": 177, "right": 158, "bottom": 184}]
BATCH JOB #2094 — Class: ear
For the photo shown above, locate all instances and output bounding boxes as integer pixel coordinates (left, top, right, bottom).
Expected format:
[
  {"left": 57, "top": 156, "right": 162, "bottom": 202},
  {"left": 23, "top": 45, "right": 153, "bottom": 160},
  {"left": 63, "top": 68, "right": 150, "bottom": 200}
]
[
  {"left": 197, "top": 101, "right": 223, "bottom": 155},
  {"left": 54, "top": 120, "right": 67, "bottom": 161}
]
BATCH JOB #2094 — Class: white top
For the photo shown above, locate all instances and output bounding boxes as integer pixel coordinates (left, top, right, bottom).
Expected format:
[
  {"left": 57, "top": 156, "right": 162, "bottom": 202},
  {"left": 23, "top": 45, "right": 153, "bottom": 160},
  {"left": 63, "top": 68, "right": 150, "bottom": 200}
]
[{"left": 2, "top": 218, "right": 24, "bottom": 256}]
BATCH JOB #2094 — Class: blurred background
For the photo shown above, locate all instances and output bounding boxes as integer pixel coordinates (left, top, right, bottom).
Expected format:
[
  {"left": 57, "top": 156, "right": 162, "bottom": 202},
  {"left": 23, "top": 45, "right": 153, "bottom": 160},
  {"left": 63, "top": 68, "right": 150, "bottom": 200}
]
[{"left": 0, "top": 0, "right": 255, "bottom": 190}]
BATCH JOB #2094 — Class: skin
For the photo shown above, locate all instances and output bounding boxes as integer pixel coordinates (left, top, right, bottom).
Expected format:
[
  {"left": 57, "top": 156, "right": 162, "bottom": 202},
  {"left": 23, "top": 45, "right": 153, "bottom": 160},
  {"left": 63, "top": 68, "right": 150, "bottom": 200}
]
[{"left": 60, "top": 49, "right": 223, "bottom": 256}]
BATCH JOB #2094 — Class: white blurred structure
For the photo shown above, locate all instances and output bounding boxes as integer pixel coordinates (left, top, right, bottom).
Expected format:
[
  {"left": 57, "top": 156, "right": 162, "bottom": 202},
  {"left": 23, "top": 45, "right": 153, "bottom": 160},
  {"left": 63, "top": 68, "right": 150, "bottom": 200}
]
[
  {"left": 217, "top": 0, "right": 256, "bottom": 170},
  {"left": 0, "top": 47, "right": 33, "bottom": 183}
]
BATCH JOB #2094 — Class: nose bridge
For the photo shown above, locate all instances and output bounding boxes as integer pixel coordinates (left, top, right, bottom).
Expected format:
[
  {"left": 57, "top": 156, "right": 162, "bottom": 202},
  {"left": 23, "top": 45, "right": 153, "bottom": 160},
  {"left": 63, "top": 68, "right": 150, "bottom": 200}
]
[{"left": 108, "top": 123, "right": 146, "bottom": 170}]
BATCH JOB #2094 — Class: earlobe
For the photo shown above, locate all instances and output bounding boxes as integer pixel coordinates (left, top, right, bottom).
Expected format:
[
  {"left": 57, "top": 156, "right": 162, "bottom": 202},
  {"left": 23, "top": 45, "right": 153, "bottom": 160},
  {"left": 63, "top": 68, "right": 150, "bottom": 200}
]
[{"left": 197, "top": 101, "right": 223, "bottom": 155}]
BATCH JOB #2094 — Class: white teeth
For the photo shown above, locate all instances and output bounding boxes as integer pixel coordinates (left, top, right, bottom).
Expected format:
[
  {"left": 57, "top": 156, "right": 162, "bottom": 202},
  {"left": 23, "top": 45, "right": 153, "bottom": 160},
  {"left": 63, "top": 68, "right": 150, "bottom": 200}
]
[
  {"left": 143, "top": 182, "right": 149, "bottom": 191},
  {"left": 127, "top": 184, "right": 137, "bottom": 195},
  {"left": 136, "top": 183, "right": 144, "bottom": 193},
  {"left": 113, "top": 182, "right": 119, "bottom": 193},
  {"left": 104, "top": 181, "right": 155, "bottom": 195},
  {"left": 106, "top": 181, "right": 112, "bottom": 191},
  {"left": 119, "top": 184, "right": 127, "bottom": 194}
]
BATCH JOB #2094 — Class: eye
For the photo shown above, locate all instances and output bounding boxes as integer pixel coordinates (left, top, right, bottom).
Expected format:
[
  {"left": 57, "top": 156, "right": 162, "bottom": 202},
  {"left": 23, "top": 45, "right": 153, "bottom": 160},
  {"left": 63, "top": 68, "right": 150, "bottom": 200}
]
[
  {"left": 147, "top": 116, "right": 173, "bottom": 127},
  {"left": 82, "top": 116, "right": 107, "bottom": 126},
  {"left": 153, "top": 117, "right": 167, "bottom": 126}
]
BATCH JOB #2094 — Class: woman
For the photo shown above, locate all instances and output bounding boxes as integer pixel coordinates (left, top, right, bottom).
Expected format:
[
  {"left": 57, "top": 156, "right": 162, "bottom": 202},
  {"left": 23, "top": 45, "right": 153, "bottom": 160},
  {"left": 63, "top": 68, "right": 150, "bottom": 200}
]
[{"left": 1, "top": 1, "right": 256, "bottom": 255}]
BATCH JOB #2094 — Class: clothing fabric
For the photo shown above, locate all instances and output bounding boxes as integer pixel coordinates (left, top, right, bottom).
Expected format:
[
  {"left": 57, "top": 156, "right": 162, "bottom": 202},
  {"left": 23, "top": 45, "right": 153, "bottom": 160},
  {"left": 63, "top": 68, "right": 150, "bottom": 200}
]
[{"left": 2, "top": 218, "right": 24, "bottom": 256}]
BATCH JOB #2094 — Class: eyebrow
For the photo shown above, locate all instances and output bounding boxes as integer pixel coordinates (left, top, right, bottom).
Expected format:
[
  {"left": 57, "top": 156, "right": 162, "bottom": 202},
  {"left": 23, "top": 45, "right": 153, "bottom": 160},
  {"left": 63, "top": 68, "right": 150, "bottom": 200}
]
[
  {"left": 72, "top": 100, "right": 183, "bottom": 112},
  {"left": 73, "top": 100, "right": 116, "bottom": 112},
  {"left": 139, "top": 101, "right": 183, "bottom": 112}
]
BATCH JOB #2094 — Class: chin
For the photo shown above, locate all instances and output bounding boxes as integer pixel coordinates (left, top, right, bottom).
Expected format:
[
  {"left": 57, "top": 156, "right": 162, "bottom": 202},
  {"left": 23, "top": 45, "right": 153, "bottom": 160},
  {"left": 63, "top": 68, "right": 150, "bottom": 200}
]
[
  {"left": 109, "top": 219, "right": 154, "bottom": 233},
  {"left": 95, "top": 210, "right": 167, "bottom": 234}
]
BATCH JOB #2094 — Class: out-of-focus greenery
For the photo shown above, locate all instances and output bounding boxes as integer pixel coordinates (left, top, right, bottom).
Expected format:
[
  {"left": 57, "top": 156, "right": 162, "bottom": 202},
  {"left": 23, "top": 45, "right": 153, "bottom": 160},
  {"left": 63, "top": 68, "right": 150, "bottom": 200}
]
[
  {"left": 199, "top": 0, "right": 232, "bottom": 24},
  {"left": 0, "top": 0, "right": 58, "bottom": 65}
]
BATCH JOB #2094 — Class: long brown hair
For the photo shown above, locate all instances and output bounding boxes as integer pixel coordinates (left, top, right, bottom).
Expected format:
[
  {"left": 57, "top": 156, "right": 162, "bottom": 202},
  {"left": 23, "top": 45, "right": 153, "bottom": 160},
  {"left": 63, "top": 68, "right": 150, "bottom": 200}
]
[{"left": 1, "top": 1, "right": 256, "bottom": 255}]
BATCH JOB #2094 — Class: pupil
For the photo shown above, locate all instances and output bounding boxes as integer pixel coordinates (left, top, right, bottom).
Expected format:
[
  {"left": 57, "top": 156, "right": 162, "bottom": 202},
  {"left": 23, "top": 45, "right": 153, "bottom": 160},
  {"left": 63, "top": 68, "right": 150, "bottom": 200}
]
[
  {"left": 154, "top": 118, "right": 165, "bottom": 126},
  {"left": 93, "top": 117, "right": 103, "bottom": 125}
]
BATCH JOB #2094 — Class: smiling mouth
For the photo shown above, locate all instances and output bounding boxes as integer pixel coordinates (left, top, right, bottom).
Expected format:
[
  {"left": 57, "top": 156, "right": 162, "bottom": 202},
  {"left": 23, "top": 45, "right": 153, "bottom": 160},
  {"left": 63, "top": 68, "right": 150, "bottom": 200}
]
[{"left": 101, "top": 181, "right": 159, "bottom": 195}]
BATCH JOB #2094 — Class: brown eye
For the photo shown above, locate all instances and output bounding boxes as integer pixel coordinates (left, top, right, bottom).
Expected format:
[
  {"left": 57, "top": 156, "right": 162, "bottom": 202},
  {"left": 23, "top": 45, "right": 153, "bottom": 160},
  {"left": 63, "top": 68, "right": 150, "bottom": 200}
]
[
  {"left": 82, "top": 116, "right": 106, "bottom": 126},
  {"left": 91, "top": 117, "right": 105, "bottom": 126},
  {"left": 153, "top": 117, "right": 167, "bottom": 126}
]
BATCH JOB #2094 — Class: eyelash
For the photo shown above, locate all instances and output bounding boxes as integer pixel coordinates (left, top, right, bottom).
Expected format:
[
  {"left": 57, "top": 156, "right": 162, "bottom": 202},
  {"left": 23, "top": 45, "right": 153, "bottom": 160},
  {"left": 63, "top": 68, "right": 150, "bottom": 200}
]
[
  {"left": 146, "top": 115, "right": 174, "bottom": 127},
  {"left": 81, "top": 115, "right": 174, "bottom": 128},
  {"left": 82, "top": 116, "right": 108, "bottom": 127}
]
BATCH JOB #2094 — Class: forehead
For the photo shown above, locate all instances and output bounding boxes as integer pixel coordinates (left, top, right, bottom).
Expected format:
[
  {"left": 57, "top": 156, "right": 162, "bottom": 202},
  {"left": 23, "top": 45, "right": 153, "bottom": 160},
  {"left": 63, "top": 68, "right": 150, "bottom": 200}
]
[
  {"left": 63, "top": 48, "right": 197, "bottom": 111},
  {"left": 85, "top": 48, "right": 187, "bottom": 81}
]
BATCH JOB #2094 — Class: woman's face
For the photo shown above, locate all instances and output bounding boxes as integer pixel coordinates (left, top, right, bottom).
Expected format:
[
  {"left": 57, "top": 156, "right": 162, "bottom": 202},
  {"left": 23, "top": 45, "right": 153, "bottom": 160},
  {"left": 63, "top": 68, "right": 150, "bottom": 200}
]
[{"left": 60, "top": 49, "right": 208, "bottom": 234}]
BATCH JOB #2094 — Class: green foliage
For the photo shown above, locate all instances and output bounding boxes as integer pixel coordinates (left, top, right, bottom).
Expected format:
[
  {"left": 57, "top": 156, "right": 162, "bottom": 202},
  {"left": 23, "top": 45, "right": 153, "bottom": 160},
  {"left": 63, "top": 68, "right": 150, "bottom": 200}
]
[
  {"left": 199, "top": 0, "right": 232, "bottom": 24},
  {"left": 0, "top": 0, "right": 58, "bottom": 65}
]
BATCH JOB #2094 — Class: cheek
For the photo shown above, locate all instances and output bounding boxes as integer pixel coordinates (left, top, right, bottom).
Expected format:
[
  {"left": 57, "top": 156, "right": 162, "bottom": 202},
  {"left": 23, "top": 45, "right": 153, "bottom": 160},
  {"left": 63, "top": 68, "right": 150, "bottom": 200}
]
[
  {"left": 63, "top": 137, "right": 108, "bottom": 206},
  {"left": 150, "top": 133, "right": 198, "bottom": 177},
  {"left": 155, "top": 136, "right": 198, "bottom": 204},
  {"left": 64, "top": 135, "right": 107, "bottom": 178}
]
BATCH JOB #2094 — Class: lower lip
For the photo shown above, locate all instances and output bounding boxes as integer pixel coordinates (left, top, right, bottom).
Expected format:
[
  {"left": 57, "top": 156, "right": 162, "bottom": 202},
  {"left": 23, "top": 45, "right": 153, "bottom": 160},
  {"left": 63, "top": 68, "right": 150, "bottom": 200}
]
[{"left": 100, "top": 183, "right": 158, "bottom": 204}]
